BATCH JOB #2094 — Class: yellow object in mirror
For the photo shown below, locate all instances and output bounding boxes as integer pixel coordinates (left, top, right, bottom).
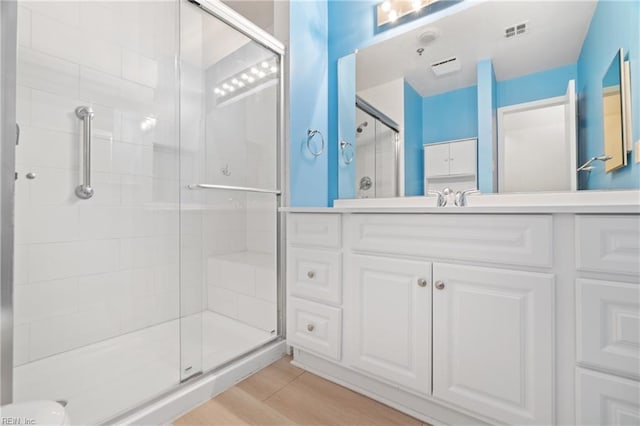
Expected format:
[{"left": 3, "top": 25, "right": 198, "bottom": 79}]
[{"left": 602, "top": 48, "right": 629, "bottom": 173}]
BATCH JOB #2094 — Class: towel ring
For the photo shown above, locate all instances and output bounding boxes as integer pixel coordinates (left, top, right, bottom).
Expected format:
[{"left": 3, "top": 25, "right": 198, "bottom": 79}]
[
  {"left": 340, "top": 140, "right": 354, "bottom": 164},
  {"left": 307, "top": 129, "right": 325, "bottom": 157}
]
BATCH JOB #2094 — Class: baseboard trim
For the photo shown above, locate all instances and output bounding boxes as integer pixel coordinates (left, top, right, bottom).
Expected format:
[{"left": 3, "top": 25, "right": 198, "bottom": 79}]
[{"left": 291, "top": 348, "right": 490, "bottom": 426}]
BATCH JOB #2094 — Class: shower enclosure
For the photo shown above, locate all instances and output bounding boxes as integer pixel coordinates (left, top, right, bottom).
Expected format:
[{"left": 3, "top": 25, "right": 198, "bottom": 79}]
[
  {"left": 4, "top": 0, "right": 284, "bottom": 423},
  {"left": 354, "top": 97, "right": 400, "bottom": 198}
]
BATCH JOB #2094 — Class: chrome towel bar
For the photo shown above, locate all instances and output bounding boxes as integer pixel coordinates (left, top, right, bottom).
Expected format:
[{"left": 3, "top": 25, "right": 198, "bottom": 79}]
[{"left": 187, "top": 183, "right": 281, "bottom": 195}]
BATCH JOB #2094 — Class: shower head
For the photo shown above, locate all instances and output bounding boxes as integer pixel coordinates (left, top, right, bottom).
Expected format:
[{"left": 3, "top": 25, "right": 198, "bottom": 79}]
[{"left": 356, "top": 121, "right": 369, "bottom": 134}]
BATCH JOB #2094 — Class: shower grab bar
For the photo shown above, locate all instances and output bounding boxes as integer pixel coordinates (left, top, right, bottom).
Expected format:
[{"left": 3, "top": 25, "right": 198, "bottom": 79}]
[
  {"left": 187, "top": 183, "right": 281, "bottom": 195},
  {"left": 75, "top": 106, "right": 95, "bottom": 199}
]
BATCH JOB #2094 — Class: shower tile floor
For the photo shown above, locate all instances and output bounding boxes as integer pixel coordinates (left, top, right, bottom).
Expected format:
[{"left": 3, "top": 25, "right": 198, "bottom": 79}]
[{"left": 14, "top": 311, "right": 274, "bottom": 425}]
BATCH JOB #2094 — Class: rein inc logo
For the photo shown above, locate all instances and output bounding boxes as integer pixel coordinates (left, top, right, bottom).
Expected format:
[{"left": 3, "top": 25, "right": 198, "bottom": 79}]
[{"left": 1, "top": 417, "right": 35, "bottom": 425}]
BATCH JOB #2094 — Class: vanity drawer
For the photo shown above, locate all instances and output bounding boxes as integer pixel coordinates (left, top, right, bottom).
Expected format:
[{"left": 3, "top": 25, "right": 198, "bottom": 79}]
[
  {"left": 287, "top": 297, "right": 342, "bottom": 360},
  {"left": 288, "top": 213, "right": 341, "bottom": 249},
  {"left": 349, "top": 214, "right": 553, "bottom": 268},
  {"left": 576, "top": 368, "right": 640, "bottom": 425},
  {"left": 577, "top": 279, "right": 640, "bottom": 379},
  {"left": 288, "top": 247, "right": 342, "bottom": 305},
  {"left": 576, "top": 215, "right": 640, "bottom": 276}
]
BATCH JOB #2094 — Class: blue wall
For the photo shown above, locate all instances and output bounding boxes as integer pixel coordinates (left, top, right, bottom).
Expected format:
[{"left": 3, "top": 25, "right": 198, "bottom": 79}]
[
  {"left": 577, "top": 0, "right": 640, "bottom": 189},
  {"left": 496, "top": 64, "right": 577, "bottom": 108},
  {"left": 404, "top": 80, "right": 424, "bottom": 196},
  {"left": 423, "top": 85, "right": 478, "bottom": 143},
  {"left": 477, "top": 59, "right": 497, "bottom": 193},
  {"left": 289, "top": 0, "right": 329, "bottom": 206}
]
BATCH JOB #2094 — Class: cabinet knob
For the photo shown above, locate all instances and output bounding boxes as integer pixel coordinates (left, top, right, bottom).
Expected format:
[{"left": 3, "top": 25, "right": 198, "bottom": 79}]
[
  {"left": 417, "top": 278, "right": 428, "bottom": 287},
  {"left": 307, "top": 270, "right": 315, "bottom": 279},
  {"left": 306, "top": 323, "right": 315, "bottom": 332},
  {"left": 435, "top": 281, "right": 445, "bottom": 290}
]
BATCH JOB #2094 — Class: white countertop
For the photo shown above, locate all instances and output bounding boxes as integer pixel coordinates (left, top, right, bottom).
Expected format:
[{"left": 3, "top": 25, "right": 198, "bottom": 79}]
[{"left": 280, "top": 190, "right": 640, "bottom": 214}]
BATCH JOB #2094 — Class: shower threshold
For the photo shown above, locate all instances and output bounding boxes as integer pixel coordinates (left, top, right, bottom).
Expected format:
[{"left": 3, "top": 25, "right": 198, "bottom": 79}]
[{"left": 13, "top": 312, "right": 273, "bottom": 425}]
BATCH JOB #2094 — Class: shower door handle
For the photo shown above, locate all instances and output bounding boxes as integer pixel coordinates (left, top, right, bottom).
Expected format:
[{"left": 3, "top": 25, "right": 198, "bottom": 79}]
[{"left": 75, "top": 106, "right": 95, "bottom": 199}]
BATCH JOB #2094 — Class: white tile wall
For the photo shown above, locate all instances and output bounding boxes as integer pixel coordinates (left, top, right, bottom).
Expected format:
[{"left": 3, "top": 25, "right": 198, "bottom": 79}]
[
  {"left": 14, "top": 0, "right": 279, "bottom": 379},
  {"left": 14, "top": 2, "right": 180, "bottom": 365}
]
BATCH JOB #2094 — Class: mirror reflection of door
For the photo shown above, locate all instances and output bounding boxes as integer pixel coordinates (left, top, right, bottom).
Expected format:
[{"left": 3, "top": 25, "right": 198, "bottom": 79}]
[{"left": 497, "top": 80, "right": 577, "bottom": 192}]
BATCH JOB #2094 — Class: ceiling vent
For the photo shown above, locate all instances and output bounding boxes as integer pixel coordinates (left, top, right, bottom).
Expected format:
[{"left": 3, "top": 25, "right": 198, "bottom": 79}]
[
  {"left": 431, "top": 57, "right": 461, "bottom": 77},
  {"left": 505, "top": 21, "right": 528, "bottom": 39}
]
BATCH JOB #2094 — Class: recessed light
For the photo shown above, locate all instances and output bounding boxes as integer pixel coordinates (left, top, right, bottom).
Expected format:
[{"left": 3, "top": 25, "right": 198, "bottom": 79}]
[{"left": 381, "top": 0, "right": 391, "bottom": 12}]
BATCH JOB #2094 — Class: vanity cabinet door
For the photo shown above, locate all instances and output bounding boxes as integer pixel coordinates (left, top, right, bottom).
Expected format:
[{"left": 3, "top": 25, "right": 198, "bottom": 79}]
[
  {"left": 432, "top": 263, "right": 554, "bottom": 425},
  {"left": 424, "top": 143, "right": 450, "bottom": 177},
  {"left": 448, "top": 139, "right": 476, "bottom": 176},
  {"left": 344, "top": 255, "right": 431, "bottom": 395}
]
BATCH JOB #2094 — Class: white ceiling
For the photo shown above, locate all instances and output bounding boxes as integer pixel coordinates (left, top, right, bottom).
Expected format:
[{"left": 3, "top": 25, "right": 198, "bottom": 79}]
[{"left": 356, "top": 0, "right": 597, "bottom": 97}]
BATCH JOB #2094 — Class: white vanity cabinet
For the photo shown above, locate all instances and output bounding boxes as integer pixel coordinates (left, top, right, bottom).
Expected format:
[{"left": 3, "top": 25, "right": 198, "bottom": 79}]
[
  {"left": 344, "top": 255, "right": 431, "bottom": 395},
  {"left": 286, "top": 214, "right": 343, "bottom": 361},
  {"left": 432, "top": 263, "right": 554, "bottom": 425},
  {"left": 574, "top": 215, "right": 640, "bottom": 425},
  {"left": 286, "top": 210, "right": 640, "bottom": 426}
]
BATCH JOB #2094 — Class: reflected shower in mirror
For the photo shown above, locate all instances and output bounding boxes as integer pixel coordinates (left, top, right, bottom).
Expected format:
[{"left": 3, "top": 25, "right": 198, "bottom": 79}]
[
  {"left": 337, "top": 0, "right": 639, "bottom": 199},
  {"left": 354, "top": 97, "right": 400, "bottom": 198}
]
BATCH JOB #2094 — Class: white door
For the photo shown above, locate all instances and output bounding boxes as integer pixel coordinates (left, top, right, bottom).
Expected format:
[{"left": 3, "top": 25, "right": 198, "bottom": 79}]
[
  {"left": 498, "top": 81, "right": 578, "bottom": 192},
  {"left": 432, "top": 263, "right": 554, "bottom": 425},
  {"left": 424, "top": 143, "right": 450, "bottom": 177},
  {"left": 448, "top": 139, "right": 477, "bottom": 176},
  {"left": 345, "top": 255, "right": 431, "bottom": 395}
]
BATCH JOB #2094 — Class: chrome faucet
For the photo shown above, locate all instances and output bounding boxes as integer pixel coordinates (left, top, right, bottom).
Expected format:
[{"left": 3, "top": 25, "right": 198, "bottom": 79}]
[
  {"left": 455, "top": 188, "right": 479, "bottom": 207},
  {"left": 427, "top": 187, "right": 453, "bottom": 207}
]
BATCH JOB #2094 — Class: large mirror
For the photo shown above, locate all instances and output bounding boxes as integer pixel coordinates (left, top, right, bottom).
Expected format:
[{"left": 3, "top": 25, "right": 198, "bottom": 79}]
[{"left": 337, "top": 0, "right": 638, "bottom": 199}]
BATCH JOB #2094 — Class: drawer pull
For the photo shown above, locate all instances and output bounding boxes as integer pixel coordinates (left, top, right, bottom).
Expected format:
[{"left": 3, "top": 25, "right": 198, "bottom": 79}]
[
  {"left": 307, "top": 270, "right": 316, "bottom": 279},
  {"left": 417, "top": 278, "right": 428, "bottom": 287},
  {"left": 306, "top": 323, "right": 315, "bottom": 332},
  {"left": 435, "top": 281, "right": 445, "bottom": 290}
]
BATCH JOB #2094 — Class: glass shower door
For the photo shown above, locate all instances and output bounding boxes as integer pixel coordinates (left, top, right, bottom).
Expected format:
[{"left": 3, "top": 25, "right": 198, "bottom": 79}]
[
  {"left": 12, "top": 1, "right": 181, "bottom": 423},
  {"left": 355, "top": 107, "right": 399, "bottom": 198},
  {"left": 179, "top": 0, "right": 281, "bottom": 379}
]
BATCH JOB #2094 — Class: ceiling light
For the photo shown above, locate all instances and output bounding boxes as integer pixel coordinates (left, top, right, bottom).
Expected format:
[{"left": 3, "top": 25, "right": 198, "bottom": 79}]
[
  {"left": 251, "top": 67, "right": 259, "bottom": 74},
  {"left": 248, "top": 76, "right": 255, "bottom": 83},
  {"left": 258, "top": 71, "right": 266, "bottom": 78},
  {"left": 261, "top": 61, "right": 269, "bottom": 68},
  {"left": 228, "top": 86, "right": 235, "bottom": 92},
  {"left": 238, "top": 82, "right": 245, "bottom": 88},
  {"left": 214, "top": 87, "right": 221, "bottom": 94},
  {"left": 377, "top": 0, "right": 440, "bottom": 27},
  {"left": 232, "top": 78, "right": 239, "bottom": 85},
  {"left": 270, "top": 66, "right": 278, "bottom": 73},
  {"left": 241, "top": 73, "right": 249, "bottom": 80},
  {"left": 220, "top": 90, "right": 226, "bottom": 96}
]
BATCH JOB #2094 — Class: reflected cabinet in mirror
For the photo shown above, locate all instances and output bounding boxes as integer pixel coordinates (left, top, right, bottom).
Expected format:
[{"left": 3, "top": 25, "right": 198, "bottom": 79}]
[{"left": 337, "top": 0, "right": 639, "bottom": 199}]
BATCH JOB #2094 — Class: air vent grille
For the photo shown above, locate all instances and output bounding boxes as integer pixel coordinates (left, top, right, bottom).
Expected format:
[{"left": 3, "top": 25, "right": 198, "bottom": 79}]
[
  {"left": 431, "top": 56, "right": 461, "bottom": 76},
  {"left": 505, "top": 21, "right": 528, "bottom": 39}
]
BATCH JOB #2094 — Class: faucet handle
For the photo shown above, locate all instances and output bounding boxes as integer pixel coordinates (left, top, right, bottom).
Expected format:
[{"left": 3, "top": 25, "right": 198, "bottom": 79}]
[
  {"left": 426, "top": 190, "right": 447, "bottom": 207},
  {"left": 455, "top": 188, "right": 479, "bottom": 207}
]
